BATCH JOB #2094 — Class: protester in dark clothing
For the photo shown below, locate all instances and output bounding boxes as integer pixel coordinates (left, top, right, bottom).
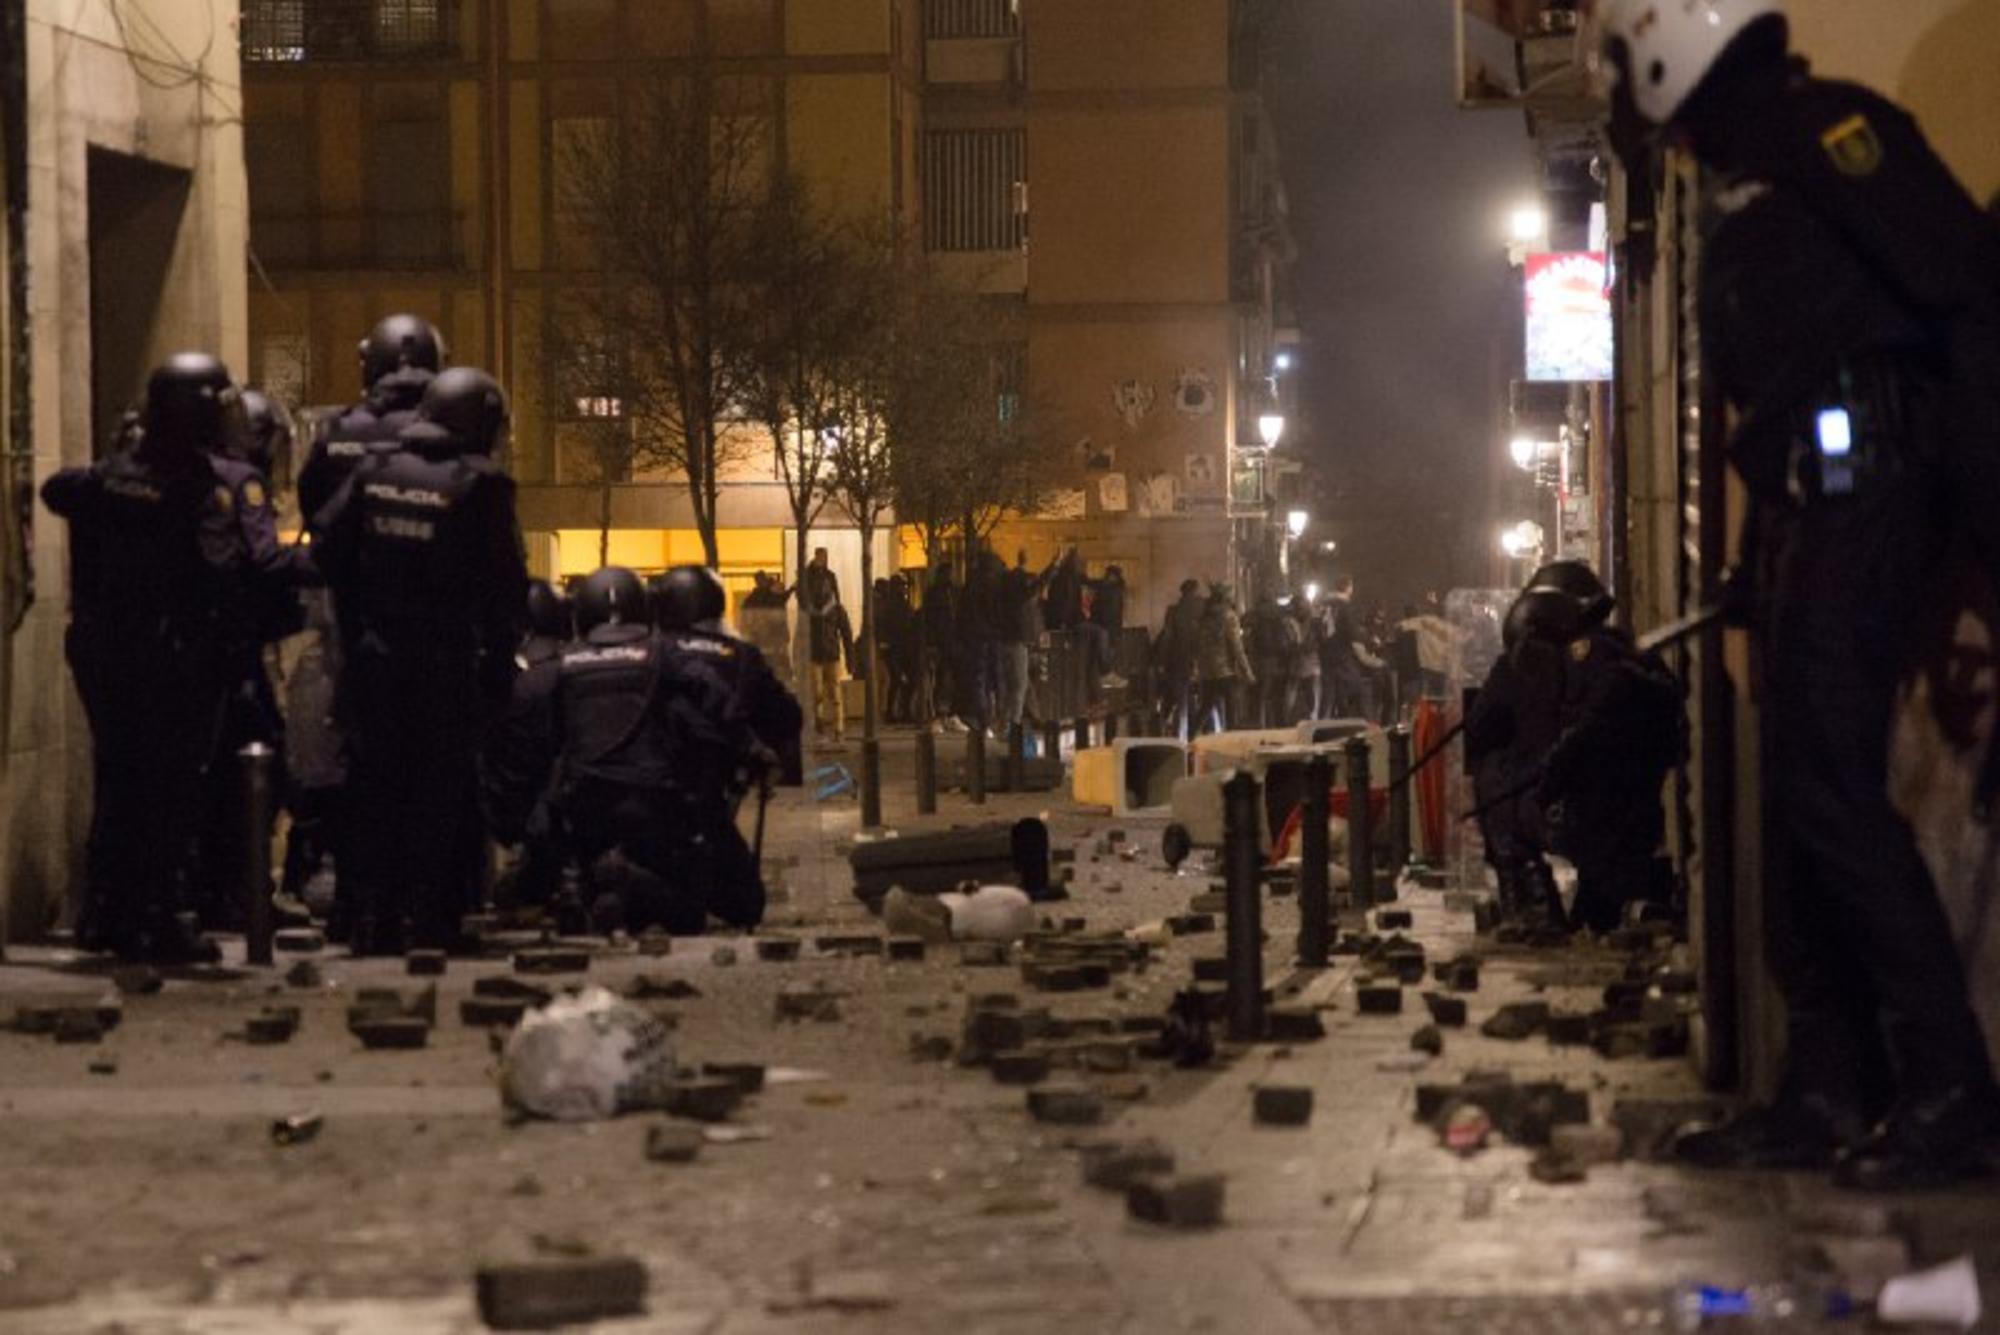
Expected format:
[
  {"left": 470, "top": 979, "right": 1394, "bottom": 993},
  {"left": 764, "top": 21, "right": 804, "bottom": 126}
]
[
  {"left": 1323, "top": 576, "right": 1374, "bottom": 719},
  {"left": 1156, "top": 580, "right": 1206, "bottom": 738},
  {"left": 802, "top": 548, "right": 853, "bottom": 744},
  {"left": 1291, "top": 597, "right": 1324, "bottom": 723},
  {"left": 921, "top": 565, "right": 958, "bottom": 728},
  {"left": 1194, "top": 586, "right": 1254, "bottom": 734},
  {"left": 875, "top": 574, "right": 918, "bottom": 724},
  {"left": 738, "top": 571, "right": 793, "bottom": 690},
  {"left": 1247, "top": 594, "right": 1299, "bottom": 727}
]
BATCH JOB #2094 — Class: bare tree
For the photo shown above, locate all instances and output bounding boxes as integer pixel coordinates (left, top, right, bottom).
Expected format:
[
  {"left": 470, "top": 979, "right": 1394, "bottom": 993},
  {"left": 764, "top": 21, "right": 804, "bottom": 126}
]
[{"left": 553, "top": 56, "right": 770, "bottom": 566}]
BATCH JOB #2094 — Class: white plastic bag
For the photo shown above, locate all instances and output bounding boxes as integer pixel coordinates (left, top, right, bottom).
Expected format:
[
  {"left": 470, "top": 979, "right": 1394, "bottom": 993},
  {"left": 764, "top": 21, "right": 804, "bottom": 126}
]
[
  {"left": 499, "top": 986, "right": 677, "bottom": 1121},
  {"left": 938, "top": 885, "right": 1037, "bottom": 943}
]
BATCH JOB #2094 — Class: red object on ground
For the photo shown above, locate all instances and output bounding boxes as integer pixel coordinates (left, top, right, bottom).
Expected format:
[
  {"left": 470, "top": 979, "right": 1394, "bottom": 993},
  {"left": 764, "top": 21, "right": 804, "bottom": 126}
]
[
  {"left": 1268, "top": 788, "right": 1389, "bottom": 865},
  {"left": 1413, "top": 698, "right": 1451, "bottom": 861}
]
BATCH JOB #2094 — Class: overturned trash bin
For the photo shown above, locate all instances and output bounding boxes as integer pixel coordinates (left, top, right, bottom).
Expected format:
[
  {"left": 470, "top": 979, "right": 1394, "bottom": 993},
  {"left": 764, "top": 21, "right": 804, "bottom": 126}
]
[
  {"left": 1072, "top": 738, "right": 1189, "bottom": 817},
  {"left": 849, "top": 819, "right": 1051, "bottom": 909}
]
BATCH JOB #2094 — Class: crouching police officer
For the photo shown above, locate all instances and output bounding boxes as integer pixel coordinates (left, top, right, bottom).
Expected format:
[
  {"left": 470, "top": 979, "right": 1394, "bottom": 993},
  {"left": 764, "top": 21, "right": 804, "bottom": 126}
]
[
  {"left": 314, "top": 367, "right": 527, "bottom": 954},
  {"left": 1465, "top": 591, "right": 1566, "bottom": 932},
  {"left": 651, "top": 564, "right": 805, "bottom": 789},
  {"left": 43, "top": 353, "right": 268, "bottom": 963},
  {"left": 1590, "top": 0, "right": 2000, "bottom": 1187},
  {"left": 491, "top": 566, "right": 768, "bottom": 936}
]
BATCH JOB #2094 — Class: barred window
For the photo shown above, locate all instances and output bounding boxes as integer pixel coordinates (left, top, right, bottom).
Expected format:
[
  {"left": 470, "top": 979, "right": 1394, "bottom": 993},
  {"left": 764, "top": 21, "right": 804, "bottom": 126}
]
[
  {"left": 923, "top": 0, "right": 1018, "bottom": 40},
  {"left": 375, "top": 0, "right": 442, "bottom": 52},
  {"left": 243, "top": 0, "right": 306, "bottom": 62},
  {"left": 922, "top": 129, "right": 1026, "bottom": 253}
]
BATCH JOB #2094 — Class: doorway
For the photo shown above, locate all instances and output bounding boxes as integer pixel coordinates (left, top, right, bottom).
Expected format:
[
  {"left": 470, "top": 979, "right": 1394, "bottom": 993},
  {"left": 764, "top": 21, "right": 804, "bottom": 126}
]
[{"left": 87, "top": 146, "right": 191, "bottom": 457}]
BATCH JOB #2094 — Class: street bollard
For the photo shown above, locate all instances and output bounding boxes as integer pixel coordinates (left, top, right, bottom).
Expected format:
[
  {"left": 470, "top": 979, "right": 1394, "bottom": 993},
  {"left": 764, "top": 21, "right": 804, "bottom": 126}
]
[
  {"left": 1344, "top": 734, "right": 1376, "bottom": 908},
  {"left": 1043, "top": 719, "right": 1065, "bottom": 766},
  {"left": 1222, "top": 770, "right": 1266, "bottom": 1042},
  {"left": 1298, "top": 752, "right": 1332, "bottom": 968},
  {"left": 1104, "top": 711, "right": 1119, "bottom": 745},
  {"left": 861, "top": 737, "right": 882, "bottom": 828},
  {"left": 241, "top": 741, "right": 278, "bottom": 967},
  {"left": 1073, "top": 716, "right": 1092, "bottom": 755},
  {"left": 1386, "top": 724, "right": 1412, "bottom": 880},
  {"left": 968, "top": 726, "right": 987, "bottom": 805},
  {"left": 1005, "top": 723, "right": 1025, "bottom": 794},
  {"left": 915, "top": 728, "right": 938, "bottom": 815}
]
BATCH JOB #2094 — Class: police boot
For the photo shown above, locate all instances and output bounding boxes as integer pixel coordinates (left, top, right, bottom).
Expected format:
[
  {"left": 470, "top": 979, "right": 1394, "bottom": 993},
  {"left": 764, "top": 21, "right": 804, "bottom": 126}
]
[
  {"left": 132, "top": 909, "right": 222, "bottom": 967},
  {"left": 1836, "top": 1085, "right": 2000, "bottom": 1192},
  {"left": 1522, "top": 861, "right": 1568, "bottom": 935},
  {"left": 1674, "top": 1087, "right": 1868, "bottom": 1172}
]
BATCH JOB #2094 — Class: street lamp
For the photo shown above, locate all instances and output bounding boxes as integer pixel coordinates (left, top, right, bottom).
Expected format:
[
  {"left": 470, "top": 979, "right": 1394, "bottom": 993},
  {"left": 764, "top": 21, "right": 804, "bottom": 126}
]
[
  {"left": 1508, "top": 204, "right": 1547, "bottom": 246},
  {"left": 1499, "top": 519, "right": 1545, "bottom": 561},
  {"left": 1257, "top": 412, "right": 1287, "bottom": 450},
  {"left": 1274, "top": 351, "right": 1294, "bottom": 373},
  {"left": 1509, "top": 435, "right": 1539, "bottom": 471},
  {"left": 1286, "top": 508, "right": 1309, "bottom": 539},
  {"left": 1303, "top": 581, "right": 1321, "bottom": 604}
]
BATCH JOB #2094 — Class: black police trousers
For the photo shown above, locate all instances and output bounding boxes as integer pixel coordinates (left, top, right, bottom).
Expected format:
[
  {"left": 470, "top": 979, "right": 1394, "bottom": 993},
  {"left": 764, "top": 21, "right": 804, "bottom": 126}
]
[
  {"left": 562, "top": 777, "right": 764, "bottom": 935},
  {"left": 340, "top": 637, "right": 486, "bottom": 949},
  {"left": 1760, "top": 472, "right": 1993, "bottom": 1107},
  {"left": 67, "top": 622, "right": 228, "bottom": 948}
]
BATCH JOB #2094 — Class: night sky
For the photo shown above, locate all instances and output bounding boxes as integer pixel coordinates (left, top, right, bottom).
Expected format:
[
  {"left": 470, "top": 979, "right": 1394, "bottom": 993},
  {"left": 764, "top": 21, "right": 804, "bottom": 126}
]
[{"left": 1270, "top": 0, "right": 1536, "bottom": 610}]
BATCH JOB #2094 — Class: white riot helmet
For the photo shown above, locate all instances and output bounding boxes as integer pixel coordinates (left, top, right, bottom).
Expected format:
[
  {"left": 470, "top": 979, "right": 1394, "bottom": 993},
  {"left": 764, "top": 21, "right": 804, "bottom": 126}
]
[{"left": 1584, "top": 0, "right": 1785, "bottom": 125}]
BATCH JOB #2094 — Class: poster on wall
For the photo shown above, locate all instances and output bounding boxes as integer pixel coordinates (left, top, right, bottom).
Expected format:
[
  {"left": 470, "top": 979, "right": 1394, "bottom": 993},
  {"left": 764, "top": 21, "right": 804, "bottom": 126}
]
[
  {"left": 1098, "top": 473, "right": 1129, "bottom": 514},
  {"left": 1039, "top": 488, "right": 1087, "bottom": 522},
  {"left": 1524, "top": 251, "right": 1613, "bottom": 383}
]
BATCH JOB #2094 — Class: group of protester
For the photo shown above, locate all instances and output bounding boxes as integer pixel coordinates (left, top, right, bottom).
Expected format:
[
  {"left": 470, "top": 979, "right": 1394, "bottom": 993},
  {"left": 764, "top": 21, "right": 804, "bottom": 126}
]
[{"left": 44, "top": 315, "right": 797, "bottom": 963}]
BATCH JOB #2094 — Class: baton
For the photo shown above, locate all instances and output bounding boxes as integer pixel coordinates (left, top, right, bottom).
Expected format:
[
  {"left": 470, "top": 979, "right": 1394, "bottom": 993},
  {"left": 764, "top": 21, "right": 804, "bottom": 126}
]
[
  {"left": 1638, "top": 604, "right": 1726, "bottom": 655},
  {"left": 1386, "top": 717, "right": 1466, "bottom": 793}
]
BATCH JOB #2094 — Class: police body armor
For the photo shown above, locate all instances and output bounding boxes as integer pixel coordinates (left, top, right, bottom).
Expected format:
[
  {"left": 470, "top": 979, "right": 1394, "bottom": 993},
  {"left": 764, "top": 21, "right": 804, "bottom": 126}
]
[
  {"left": 299, "top": 371, "right": 430, "bottom": 527},
  {"left": 339, "top": 447, "right": 502, "bottom": 645},
  {"left": 555, "top": 626, "right": 744, "bottom": 820}
]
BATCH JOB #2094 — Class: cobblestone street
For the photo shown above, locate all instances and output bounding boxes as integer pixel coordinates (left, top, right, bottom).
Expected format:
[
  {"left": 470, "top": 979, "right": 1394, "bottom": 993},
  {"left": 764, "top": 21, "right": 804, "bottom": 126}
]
[{"left": 2, "top": 734, "right": 1995, "bottom": 1334}]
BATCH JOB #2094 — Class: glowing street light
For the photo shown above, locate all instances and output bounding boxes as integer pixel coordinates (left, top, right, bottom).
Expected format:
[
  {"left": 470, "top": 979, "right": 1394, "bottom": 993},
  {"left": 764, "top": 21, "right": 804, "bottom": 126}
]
[
  {"left": 1508, "top": 204, "right": 1548, "bottom": 245},
  {"left": 1257, "top": 412, "right": 1287, "bottom": 450},
  {"left": 1509, "top": 435, "right": 1539, "bottom": 471},
  {"left": 1274, "top": 351, "right": 1295, "bottom": 373},
  {"left": 1499, "top": 519, "right": 1545, "bottom": 560},
  {"left": 1303, "top": 581, "right": 1322, "bottom": 604},
  {"left": 1286, "top": 508, "right": 1309, "bottom": 539}
]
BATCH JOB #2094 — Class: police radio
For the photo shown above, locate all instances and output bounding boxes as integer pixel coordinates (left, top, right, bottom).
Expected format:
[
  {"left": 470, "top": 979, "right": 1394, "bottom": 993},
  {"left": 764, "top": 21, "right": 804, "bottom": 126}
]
[{"left": 1815, "top": 406, "right": 1855, "bottom": 496}]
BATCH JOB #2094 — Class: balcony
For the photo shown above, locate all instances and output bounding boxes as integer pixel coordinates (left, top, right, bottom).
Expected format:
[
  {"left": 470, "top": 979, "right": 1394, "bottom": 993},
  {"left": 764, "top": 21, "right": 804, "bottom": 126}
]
[
  {"left": 243, "top": 0, "right": 461, "bottom": 65},
  {"left": 250, "top": 209, "right": 469, "bottom": 273},
  {"left": 924, "top": 0, "right": 1020, "bottom": 87},
  {"left": 1454, "top": 0, "right": 1595, "bottom": 116}
]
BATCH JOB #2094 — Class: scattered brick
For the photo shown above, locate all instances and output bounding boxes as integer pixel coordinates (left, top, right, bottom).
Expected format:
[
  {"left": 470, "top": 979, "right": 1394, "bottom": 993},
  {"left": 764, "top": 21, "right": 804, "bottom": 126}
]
[
  {"left": 1026, "top": 1084, "right": 1103, "bottom": 1126},
  {"left": 625, "top": 975, "right": 699, "bottom": 1001},
  {"left": 245, "top": 1011, "right": 298, "bottom": 1045},
  {"left": 405, "top": 949, "right": 447, "bottom": 977},
  {"left": 645, "top": 1122, "right": 704, "bottom": 1164},
  {"left": 475, "top": 1257, "right": 647, "bottom": 1330},
  {"left": 1254, "top": 1086, "right": 1313, "bottom": 1126},
  {"left": 1191, "top": 956, "right": 1229, "bottom": 983},
  {"left": 908, "top": 1034, "right": 954, "bottom": 1063},
  {"left": 1480, "top": 1001, "right": 1549, "bottom": 1041},
  {"left": 773, "top": 985, "right": 843, "bottom": 1024},
  {"left": 1264, "top": 1006, "right": 1326, "bottom": 1042},
  {"left": 1545, "top": 1012, "right": 1593, "bottom": 1046},
  {"left": 1551, "top": 1123, "right": 1624, "bottom": 1167},
  {"left": 1421, "top": 993, "right": 1468, "bottom": 1027},
  {"left": 710, "top": 946, "right": 739, "bottom": 967},
  {"left": 284, "top": 960, "right": 323, "bottom": 989},
  {"left": 513, "top": 949, "right": 589, "bottom": 975},
  {"left": 1126, "top": 1174, "right": 1225, "bottom": 1229},
  {"left": 461, "top": 997, "right": 529, "bottom": 1028},
  {"left": 990, "top": 1051, "right": 1051, "bottom": 1085},
  {"left": 813, "top": 933, "right": 884, "bottom": 955},
  {"left": 702, "top": 1062, "right": 766, "bottom": 1095},
  {"left": 350, "top": 1016, "right": 428, "bottom": 1050},
  {"left": 1374, "top": 909, "right": 1414, "bottom": 931},
  {"left": 959, "top": 942, "right": 1009, "bottom": 967},
  {"left": 112, "top": 966, "right": 163, "bottom": 996},
  {"left": 274, "top": 929, "right": 324, "bottom": 953},
  {"left": 1357, "top": 985, "right": 1403, "bottom": 1015},
  {"left": 1529, "top": 1149, "right": 1588, "bottom": 1184},
  {"left": 663, "top": 1078, "right": 741, "bottom": 1123},
  {"left": 885, "top": 936, "right": 927, "bottom": 962},
  {"left": 755, "top": 937, "right": 802, "bottom": 963},
  {"left": 1080, "top": 1140, "right": 1175, "bottom": 1190},
  {"left": 1410, "top": 1024, "right": 1444, "bottom": 1056}
]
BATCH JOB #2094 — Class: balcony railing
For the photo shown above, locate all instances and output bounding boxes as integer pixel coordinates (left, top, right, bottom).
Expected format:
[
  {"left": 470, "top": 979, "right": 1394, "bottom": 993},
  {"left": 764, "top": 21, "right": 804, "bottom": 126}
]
[
  {"left": 250, "top": 209, "right": 468, "bottom": 273},
  {"left": 923, "top": 0, "right": 1018, "bottom": 40},
  {"left": 243, "top": 0, "right": 460, "bottom": 65}
]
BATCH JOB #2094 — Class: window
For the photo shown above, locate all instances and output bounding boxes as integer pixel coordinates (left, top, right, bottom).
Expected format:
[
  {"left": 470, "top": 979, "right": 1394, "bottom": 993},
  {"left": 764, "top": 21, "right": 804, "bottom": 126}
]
[
  {"left": 374, "top": 0, "right": 443, "bottom": 53},
  {"left": 922, "top": 129, "right": 1025, "bottom": 253},
  {"left": 367, "top": 117, "right": 450, "bottom": 267},
  {"left": 243, "top": 0, "right": 306, "bottom": 61},
  {"left": 923, "top": 0, "right": 1018, "bottom": 40}
]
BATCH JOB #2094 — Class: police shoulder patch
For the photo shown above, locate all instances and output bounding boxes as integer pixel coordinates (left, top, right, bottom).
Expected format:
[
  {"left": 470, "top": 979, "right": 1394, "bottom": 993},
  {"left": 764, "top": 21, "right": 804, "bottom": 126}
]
[
  {"left": 214, "top": 485, "right": 235, "bottom": 514},
  {"left": 1820, "top": 113, "right": 1883, "bottom": 177},
  {"left": 1570, "top": 639, "right": 1592, "bottom": 663},
  {"left": 242, "top": 479, "right": 267, "bottom": 510}
]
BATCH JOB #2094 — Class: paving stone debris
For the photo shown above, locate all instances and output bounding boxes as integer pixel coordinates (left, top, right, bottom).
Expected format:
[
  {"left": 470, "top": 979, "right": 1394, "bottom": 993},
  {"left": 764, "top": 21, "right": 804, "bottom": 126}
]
[
  {"left": 514, "top": 948, "right": 590, "bottom": 974},
  {"left": 1081, "top": 1140, "right": 1176, "bottom": 1190},
  {"left": 1374, "top": 909, "right": 1414, "bottom": 931},
  {"left": 885, "top": 936, "right": 927, "bottom": 961},
  {"left": 284, "top": 960, "right": 323, "bottom": 989},
  {"left": 636, "top": 930, "right": 673, "bottom": 957},
  {"left": 350, "top": 1016, "right": 429, "bottom": 1050},
  {"left": 814, "top": 933, "right": 884, "bottom": 956},
  {"left": 244, "top": 1009, "right": 299, "bottom": 1045},
  {"left": 1479, "top": 1001, "right": 1549, "bottom": 1041},
  {"left": 907, "top": 1033, "right": 954, "bottom": 1063},
  {"left": 475, "top": 1256, "right": 648, "bottom": 1330},
  {"left": 1421, "top": 993, "right": 1468, "bottom": 1027},
  {"left": 625, "top": 975, "right": 700, "bottom": 1001},
  {"left": 1166, "top": 912, "right": 1217, "bottom": 935},
  {"left": 87, "top": 1056, "right": 118, "bottom": 1076},
  {"left": 111, "top": 966, "right": 163, "bottom": 996},
  {"left": 271, "top": 1112, "right": 324, "bottom": 1146},
  {"left": 1357, "top": 985, "right": 1403, "bottom": 1015},
  {"left": 1263, "top": 1005, "right": 1326, "bottom": 1041},
  {"left": 991, "top": 1051, "right": 1051, "bottom": 1085},
  {"left": 755, "top": 937, "right": 802, "bottom": 962},
  {"left": 405, "top": 949, "right": 446, "bottom": 976},
  {"left": 1126, "top": 1174, "right": 1225, "bottom": 1229},
  {"left": 1545, "top": 1011, "right": 1593, "bottom": 1046},
  {"left": 1529, "top": 1148, "right": 1588, "bottom": 1184},
  {"left": 1409, "top": 1024, "right": 1444, "bottom": 1056},
  {"left": 644, "top": 1122, "right": 704, "bottom": 1163},
  {"left": 1254, "top": 1086, "right": 1314, "bottom": 1126},
  {"left": 662, "top": 1077, "right": 742, "bottom": 1123},
  {"left": 701, "top": 1062, "right": 766, "bottom": 1094},
  {"left": 1550, "top": 1123, "right": 1624, "bottom": 1167},
  {"left": 274, "top": 929, "right": 325, "bottom": 953},
  {"left": 773, "top": 984, "right": 844, "bottom": 1024},
  {"left": 462, "top": 997, "right": 530, "bottom": 1028},
  {"left": 959, "top": 942, "right": 1009, "bottom": 967},
  {"left": 710, "top": 945, "right": 738, "bottom": 967},
  {"left": 1027, "top": 1083, "right": 1104, "bottom": 1126},
  {"left": 52, "top": 1011, "right": 107, "bottom": 1044},
  {"left": 476, "top": 977, "right": 555, "bottom": 1004}
]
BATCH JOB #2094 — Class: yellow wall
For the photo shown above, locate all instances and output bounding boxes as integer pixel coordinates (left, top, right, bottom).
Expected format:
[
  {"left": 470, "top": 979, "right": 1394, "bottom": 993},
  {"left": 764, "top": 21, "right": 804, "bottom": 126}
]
[
  {"left": 1788, "top": 0, "right": 2000, "bottom": 200},
  {"left": 1023, "top": 0, "right": 1229, "bottom": 93},
  {"left": 1028, "top": 106, "right": 1231, "bottom": 307},
  {"left": 787, "top": 74, "right": 892, "bottom": 217},
  {"left": 786, "top": 0, "right": 888, "bottom": 57}
]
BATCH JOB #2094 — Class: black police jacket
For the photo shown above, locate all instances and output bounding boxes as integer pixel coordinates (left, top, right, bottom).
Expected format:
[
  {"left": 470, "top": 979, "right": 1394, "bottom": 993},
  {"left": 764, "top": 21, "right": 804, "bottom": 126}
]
[
  {"left": 311, "top": 435, "right": 527, "bottom": 692},
  {"left": 1692, "top": 59, "right": 2000, "bottom": 498},
  {"left": 667, "top": 623, "right": 805, "bottom": 786},
  {"left": 298, "top": 371, "right": 431, "bottom": 529},
  {"left": 43, "top": 443, "right": 250, "bottom": 651},
  {"left": 210, "top": 455, "right": 316, "bottom": 644},
  {"left": 1542, "top": 628, "right": 1682, "bottom": 803}
]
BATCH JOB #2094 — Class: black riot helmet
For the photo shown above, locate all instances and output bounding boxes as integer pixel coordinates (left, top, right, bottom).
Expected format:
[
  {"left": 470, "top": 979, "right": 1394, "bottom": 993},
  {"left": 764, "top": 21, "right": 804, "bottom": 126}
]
[
  {"left": 652, "top": 564, "right": 727, "bottom": 631},
  {"left": 142, "top": 352, "right": 239, "bottom": 451},
  {"left": 237, "top": 389, "right": 293, "bottom": 476},
  {"left": 358, "top": 314, "right": 445, "bottom": 387},
  {"left": 1506, "top": 585, "right": 1588, "bottom": 653},
  {"left": 574, "top": 566, "right": 650, "bottom": 635},
  {"left": 401, "top": 367, "right": 509, "bottom": 456},
  {"left": 1526, "top": 559, "right": 1615, "bottom": 627},
  {"left": 526, "top": 579, "right": 574, "bottom": 642}
]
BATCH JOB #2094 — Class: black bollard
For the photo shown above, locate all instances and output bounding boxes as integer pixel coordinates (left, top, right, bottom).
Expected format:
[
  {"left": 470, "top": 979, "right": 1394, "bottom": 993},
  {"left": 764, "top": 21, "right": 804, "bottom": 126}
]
[
  {"left": 241, "top": 741, "right": 278, "bottom": 966},
  {"left": 915, "top": 727, "right": 938, "bottom": 815},
  {"left": 1298, "top": 752, "right": 1332, "bottom": 967},
  {"left": 1104, "top": 711, "right": 1119, "bottom": 745},
  {"left": 1042, "top": 719, "right": 1065, "bottom": 766},
  {"left": 861, "top": 737, "right": 882, "bottom": 828},
  {"left": 1386, "top": 724, "right": 1412, "bottom": 879},
  {"left": 968, "top": 726, "right": 987, "bottom": 805},
  {"left": 1222, "top": 770, "right": 1266, "bottom": 1042},
  {"left": 1073, "top": 716, "right": 1092, "bottom": 754},
  {"left": 1005, "top": 723, "right": 1025, "bottom": 793},
  {"left": 1344, "top": 734, "right": 1376, "bottom": 908}
]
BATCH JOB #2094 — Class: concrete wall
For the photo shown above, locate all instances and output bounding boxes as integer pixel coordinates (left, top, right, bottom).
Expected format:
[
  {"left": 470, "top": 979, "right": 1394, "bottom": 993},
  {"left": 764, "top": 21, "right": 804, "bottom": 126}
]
[{"left": 4, "top": 0, "right": 247, "bottom": 940}]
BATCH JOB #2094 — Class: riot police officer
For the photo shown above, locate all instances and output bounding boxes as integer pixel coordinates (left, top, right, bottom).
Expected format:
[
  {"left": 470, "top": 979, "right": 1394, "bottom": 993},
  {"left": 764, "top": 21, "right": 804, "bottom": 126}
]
[
  {"left": 42, "top": 353, "right": 264, "bottom": 963},
  {"left": 489, "top": 579, "right": 580, "bottom": 921},
  {"left": 521, "top": 580, "right": 573, "bottom": 669},
  {"left": 1464, "top": 589, "right": 1568, "bottom": 932},
  {"left": 1591, "top": 0, "right": 2000, "bottom": 1188},
  {"left": 297, "top": 314, "right": 444, "bottom": 525},
  {"left": 314, "top": 366, "right": 527, "bottom": 953},
  {"left": 491, "top": 567, "right": 767, "bottom": 935},
  {"left": 651, "top": 564, "right": 804, "bottom": 788},
  {"left": 236, "top": 389, "right": 292, "bottom": 480}
]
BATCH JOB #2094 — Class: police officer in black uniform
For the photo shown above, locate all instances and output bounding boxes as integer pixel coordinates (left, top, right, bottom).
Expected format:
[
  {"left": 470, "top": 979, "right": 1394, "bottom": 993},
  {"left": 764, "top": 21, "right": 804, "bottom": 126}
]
[
  {"left": 490, "top": 579, "right": 579, "bottom": 921},
  {"left": 651, "top": 564, "right": 805, "bottom": 789},
  {"left": 190, "top": 389, "right": 315, "bottom": 929},
  {"left": 314, "top": 367, "right": 527, "bottom": 954},
  {"left": 1592, "top": 0, "right": 2000, "bottom": 1188},
  {"left": 522, "top": 580, "right": 573, "bottom": 668},
  {"left": 490, "top": 566, "right": 767, "bottom": 935},
  {"left": 297, "top": 314, "right": 444, "bottom": 525},
  {"left": 42, "top": 353, "right": 266, "bottom": 963},
  {"left": 1465, "top": 588, "right": 1570, "bottom": 932}
]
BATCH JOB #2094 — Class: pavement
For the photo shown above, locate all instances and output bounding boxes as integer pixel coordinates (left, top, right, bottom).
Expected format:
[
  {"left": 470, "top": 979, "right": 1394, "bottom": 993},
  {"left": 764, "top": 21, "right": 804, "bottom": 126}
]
[{"left": 1, "top": 728, "right": 1996, "bottom": 1334}]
